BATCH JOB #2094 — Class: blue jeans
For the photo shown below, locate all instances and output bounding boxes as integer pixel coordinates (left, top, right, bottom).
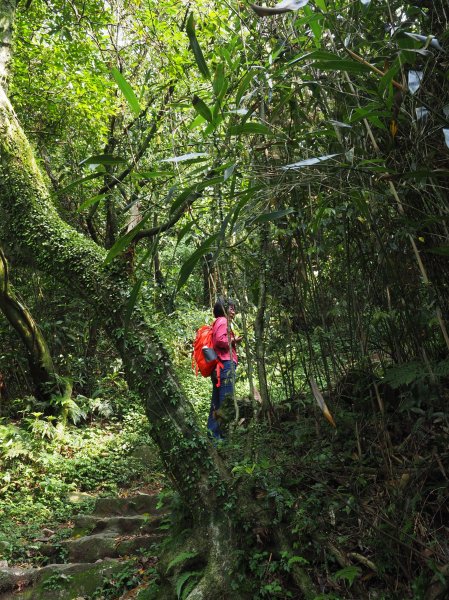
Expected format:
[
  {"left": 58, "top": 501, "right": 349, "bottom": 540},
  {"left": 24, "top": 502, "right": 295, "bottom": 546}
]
[{"left": 207, "top": 361, "right": 236, "bottom": 440}]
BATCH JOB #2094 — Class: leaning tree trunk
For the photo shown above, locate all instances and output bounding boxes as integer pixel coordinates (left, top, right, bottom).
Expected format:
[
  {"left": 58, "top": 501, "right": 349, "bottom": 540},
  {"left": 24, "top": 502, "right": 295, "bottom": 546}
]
[
  {"left": 0, "top": 247, "right": 63, "bottom": 402},
  {"left": 0, "top": 5, "right": 249, "bottom": 597}
]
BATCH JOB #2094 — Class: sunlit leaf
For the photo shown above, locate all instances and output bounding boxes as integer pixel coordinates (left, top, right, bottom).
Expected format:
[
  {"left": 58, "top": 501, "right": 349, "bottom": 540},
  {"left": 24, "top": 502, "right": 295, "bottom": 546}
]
[
  {"left": 443, "top": 129, "right": 449, "bottom": 149},
  {"left": 415, "top": 107, "right": 429, "bottom": 121},
  {"left": 250, "top": 0, "right": 309, "bottom": 17},
  {"left": 186, "top": 14, "right": 210, "bottom": 79},
  {"left": 111, "top": 67, "right": 141, "bottom": 116},
  {"left": 282, "top": 154, "right": 339, "bottom": 169},
  {"left": 329, "top": 120, "right": 352, "bottom": 129},
  {"left": 408, "top": 70, "right": 423, "bottom": 95},
  {"left": 404, "top": 32, "right": 442, "bottom": 51},
  {"left": 224, "top": 164, "right": 235, "bottom": 181},
  {"left": 161, "top": 152, "right": 208, "bottom": 163}
]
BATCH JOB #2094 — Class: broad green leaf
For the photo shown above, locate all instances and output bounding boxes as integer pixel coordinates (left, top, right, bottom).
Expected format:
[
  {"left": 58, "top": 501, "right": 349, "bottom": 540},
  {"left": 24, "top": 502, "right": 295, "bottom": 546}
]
[
  {"left": 303, "top": 6, "right": 322, "bottom": 42},
  {"left": 236, "top": 71, "right": 255, "bottom": 107},
  {"left": 213, "top": 64, "right": 225, "bottom": 97},
  {"left": 192, "top": 95, "right": 213, "bottom": 122},
  {"left": 57, "top": 173, "right": 103, "bottom": 195},
  {"left": 169, "top": 176, "right": 223, "bottom": 215},
  {"left": 186, "top": 14, "right": 210, "bottom": 79},
  {"left": 379, "top": 60, "right": 401, "bottom": 94},
  {"left": 111, "top": 67, "right": 142, "bottom": 116},
  {"left": 229, "top": 123, "right": 271, "bottom": 136},
  {"left": 177, "top": 234, "right": 219, "bottom": 291},
  {"left": 176, "top": 222, "right": 194, "bottom": 247},
  {"left": 249, "top": 208, "right": 295, "bottom": 225},
  {"left": 189, "top": 114, "right": 206, "bottom": 129},
  {"left": 79, "top": 154, "right": 126, "bottom": 166},
  {"left": 78, "top": 194, "right": 106, "bottom": 212},
  {"left": 103, "top": 214, "right": 151, "bottom": 265}
]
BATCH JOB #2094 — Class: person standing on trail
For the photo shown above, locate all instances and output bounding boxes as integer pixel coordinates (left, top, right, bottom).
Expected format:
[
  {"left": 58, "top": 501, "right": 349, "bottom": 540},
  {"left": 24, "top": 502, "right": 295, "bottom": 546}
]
[{"left": 207, "top": 297, "right": 242, "bottom": 440}]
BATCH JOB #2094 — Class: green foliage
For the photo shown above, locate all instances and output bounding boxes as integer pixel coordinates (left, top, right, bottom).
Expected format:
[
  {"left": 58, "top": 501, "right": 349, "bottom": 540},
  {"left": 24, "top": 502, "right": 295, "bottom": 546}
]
[
  {"left": 42, "top": 573, "right": 73, "bottom": 590},
  {"left": 332, "top": 566, "right": 361, "bottom": 587},
  {"left": 176, "top": 570, "right": 202, "bottom": 599},
  {"left": 166, "top": 550, "right": 199, "bottom": 574}
]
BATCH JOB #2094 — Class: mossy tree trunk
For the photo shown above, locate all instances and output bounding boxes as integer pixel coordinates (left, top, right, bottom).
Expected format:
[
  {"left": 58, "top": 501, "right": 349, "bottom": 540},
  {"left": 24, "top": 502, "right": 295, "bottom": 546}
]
[
  {"left": 0, "top": 247, "right": 62, "bottom": 402},
  {"left": 0, "top": 6, "right": 249, "bottom": 597}
]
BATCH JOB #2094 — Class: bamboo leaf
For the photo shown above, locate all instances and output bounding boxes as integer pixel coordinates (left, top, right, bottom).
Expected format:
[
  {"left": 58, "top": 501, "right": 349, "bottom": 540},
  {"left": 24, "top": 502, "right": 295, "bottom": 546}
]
[
  {"left": 192, "top": 95, "right": 213, "bottom": 122},
  {"left": 161, "top": 152, "right": 209, "bottom": 164},
  {"left": 177, "top": 234, "right": 219, "bottom": 291},
  {"left": 103, "top": 214, "right": 151, "bottom": 265},
  {"left": 408, "top": 70, "right": 423, "bottom": 95},
  {"left": 169, "top": 176, "right": 223, "bottom": 215},
  {"left": 78, "top": 194, "right": 106, "bottom": 212},
  {"left": 111, "top": 67, "right": 142, "bottom": 116},
  {"left": 229, "top": 123, "right": 271, "bottom": 136},
  {"left": 186, "top": 14, "right": 210, "bottom": 79},
  {"left": 57, "top": 173, "right": 103, "bottom": 195},
  {"left": 250, "top": 208, "right": 295, "bottom": 224},
  {"left": 79, "top": 154, "right": 126, "bottom": 166},
  {"left": 282, "top": 154, "right": 339, "bottom": 169}
]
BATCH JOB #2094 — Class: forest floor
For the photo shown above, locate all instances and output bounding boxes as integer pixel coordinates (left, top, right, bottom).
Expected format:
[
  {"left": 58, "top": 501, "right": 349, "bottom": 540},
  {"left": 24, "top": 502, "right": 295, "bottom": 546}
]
[{"left": 1, "top": 376, "right": 449, "bottom": 599}]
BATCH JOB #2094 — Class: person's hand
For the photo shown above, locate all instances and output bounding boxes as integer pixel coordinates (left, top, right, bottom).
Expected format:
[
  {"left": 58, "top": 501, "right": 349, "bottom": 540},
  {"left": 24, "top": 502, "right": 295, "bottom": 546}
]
[{"left": 234, "top": 335, "right": 243, "bottom": 345}]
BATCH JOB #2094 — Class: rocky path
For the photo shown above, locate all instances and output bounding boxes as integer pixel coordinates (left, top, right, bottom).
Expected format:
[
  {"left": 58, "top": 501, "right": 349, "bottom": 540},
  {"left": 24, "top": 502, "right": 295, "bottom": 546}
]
[{"left": 0, "top": 492, "right": 168, "bottom": 599}]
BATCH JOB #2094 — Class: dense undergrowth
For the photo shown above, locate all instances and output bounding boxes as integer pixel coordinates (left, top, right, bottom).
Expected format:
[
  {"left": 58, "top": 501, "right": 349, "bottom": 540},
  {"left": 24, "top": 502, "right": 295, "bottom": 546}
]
[{"left": 1, "top": 306, "right": 449, "bottom": 599}]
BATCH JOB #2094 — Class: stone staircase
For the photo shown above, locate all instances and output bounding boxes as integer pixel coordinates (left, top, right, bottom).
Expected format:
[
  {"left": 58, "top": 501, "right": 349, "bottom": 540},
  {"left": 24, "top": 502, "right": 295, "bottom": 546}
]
[{"left": 0, "top": 492, "right": 168, "bottom": 599}]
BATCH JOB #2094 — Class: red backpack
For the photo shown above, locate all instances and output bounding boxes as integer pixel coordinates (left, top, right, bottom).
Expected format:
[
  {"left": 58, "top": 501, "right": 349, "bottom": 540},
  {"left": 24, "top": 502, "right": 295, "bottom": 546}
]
[{"left": 192, "top": 322, "right": 223, "bottom": 386}]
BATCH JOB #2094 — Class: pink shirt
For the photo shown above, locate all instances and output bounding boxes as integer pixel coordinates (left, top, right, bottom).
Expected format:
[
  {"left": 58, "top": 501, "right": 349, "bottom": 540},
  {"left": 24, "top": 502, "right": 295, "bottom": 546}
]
[{"left": 212, "top": 317, "right": 238, "bottom": 364}]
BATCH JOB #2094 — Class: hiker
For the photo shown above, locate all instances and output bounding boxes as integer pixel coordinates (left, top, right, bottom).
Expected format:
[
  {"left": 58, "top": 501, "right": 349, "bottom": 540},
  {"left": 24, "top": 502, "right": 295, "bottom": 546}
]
[{"left": 207, "top": 297, "right": 242, "bottom": 440}]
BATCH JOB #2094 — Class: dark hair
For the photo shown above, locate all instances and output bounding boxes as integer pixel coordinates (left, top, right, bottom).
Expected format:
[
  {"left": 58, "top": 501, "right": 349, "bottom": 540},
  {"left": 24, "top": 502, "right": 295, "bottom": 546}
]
[{"left": 213, "top": 296, "right": 235, "bottom": 318}]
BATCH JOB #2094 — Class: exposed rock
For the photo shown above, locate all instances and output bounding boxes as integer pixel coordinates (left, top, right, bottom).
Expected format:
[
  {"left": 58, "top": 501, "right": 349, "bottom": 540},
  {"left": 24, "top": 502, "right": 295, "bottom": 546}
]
[{"left": 0, "top": 492, "right": 168, "bottom": 599}]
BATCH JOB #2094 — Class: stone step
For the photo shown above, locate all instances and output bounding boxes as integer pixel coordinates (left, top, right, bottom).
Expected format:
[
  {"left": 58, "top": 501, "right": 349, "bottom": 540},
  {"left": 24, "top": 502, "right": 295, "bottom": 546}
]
[
  {"left": 0, "top": 558, "right": 124, "bottom": 600},
  {"left": 91, "top": 494, "right": 162, "bottom": 517},
  {"left": 62, "top": 531, "right": 164, "bottom": 563},
  {"left": 0, "top": 491, "right": 169, "bottom": 598},
  {"left": 72, "top": 512, "right": 167, "bottom": 538}
]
